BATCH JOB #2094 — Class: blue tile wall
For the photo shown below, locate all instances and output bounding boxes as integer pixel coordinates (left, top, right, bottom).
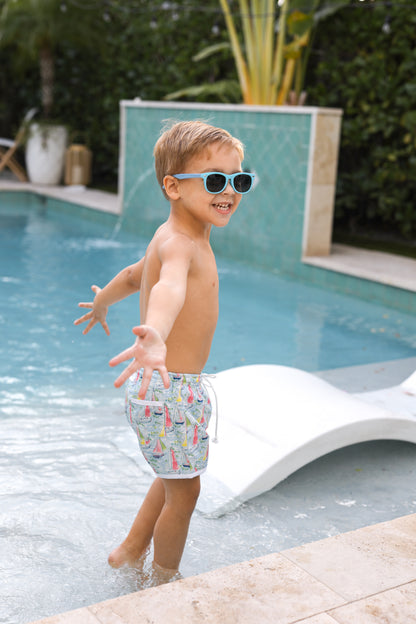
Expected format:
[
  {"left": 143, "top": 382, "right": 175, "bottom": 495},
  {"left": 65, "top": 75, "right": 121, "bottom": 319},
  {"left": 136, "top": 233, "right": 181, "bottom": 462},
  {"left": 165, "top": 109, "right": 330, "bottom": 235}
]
[
  {"left": 121, "top": 103, "right": 310, "bottom": 272},
  {"left": 119, "top": 103, "right": 415, "bottom": 313}
]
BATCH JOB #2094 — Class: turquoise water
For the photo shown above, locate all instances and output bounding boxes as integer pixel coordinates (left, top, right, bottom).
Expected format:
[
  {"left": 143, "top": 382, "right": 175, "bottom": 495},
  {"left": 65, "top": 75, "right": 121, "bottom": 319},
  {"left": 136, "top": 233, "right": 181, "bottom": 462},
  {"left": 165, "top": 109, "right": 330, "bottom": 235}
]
[
  {"left": 1, "top": 204, "right": 416, "bottom": 623},
  {"left": 1, "top": 206, "right": 415, "bottom": 399}
]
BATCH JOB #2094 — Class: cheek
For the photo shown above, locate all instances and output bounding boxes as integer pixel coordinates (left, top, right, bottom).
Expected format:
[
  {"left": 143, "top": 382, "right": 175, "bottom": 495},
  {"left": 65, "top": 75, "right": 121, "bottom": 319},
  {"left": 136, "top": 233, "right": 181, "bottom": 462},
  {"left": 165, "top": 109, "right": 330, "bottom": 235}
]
[{"left": 234, "top": 195, "right": 243, "bottom": 210}]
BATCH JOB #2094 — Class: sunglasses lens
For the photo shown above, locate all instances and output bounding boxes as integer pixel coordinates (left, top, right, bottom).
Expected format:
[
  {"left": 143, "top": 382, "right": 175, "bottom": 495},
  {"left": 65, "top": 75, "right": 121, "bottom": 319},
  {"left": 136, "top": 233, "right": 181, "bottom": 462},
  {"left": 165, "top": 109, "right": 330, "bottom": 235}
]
[
  {"left": 234, "top": 173, "right": 253, "bottom": 193},
  {"left": 205, "top": 173, "right": 227, "bottom": 193},
  {"left": 204, "top": 172, "right": 254, "bottom": 193}
]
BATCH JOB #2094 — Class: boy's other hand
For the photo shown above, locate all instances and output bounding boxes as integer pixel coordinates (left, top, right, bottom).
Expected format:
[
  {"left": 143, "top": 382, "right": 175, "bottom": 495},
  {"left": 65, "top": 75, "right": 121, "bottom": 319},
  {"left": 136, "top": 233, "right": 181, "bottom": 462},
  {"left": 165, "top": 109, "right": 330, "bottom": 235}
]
[
  {"left": 74, "top": 285, "right": 110, "bottom": 336},
  {"left": 109, "top": 325, "right": 170, "bottom": 395}
]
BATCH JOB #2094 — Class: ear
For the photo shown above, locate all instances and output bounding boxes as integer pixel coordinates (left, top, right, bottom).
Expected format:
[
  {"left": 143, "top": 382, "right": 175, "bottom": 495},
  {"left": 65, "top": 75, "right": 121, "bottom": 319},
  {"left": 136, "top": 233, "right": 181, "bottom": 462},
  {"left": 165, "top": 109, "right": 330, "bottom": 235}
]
[{"left": 163, "top": 175, "right": 180, "bottom": 200}]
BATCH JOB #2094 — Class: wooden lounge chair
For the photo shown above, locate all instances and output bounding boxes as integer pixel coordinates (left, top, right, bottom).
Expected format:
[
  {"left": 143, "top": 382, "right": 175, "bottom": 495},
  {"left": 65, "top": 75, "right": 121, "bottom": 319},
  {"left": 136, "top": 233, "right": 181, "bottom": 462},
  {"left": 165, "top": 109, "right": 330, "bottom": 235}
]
[{"left": 0, "top": 108, "right": 37, "bottom": 182}]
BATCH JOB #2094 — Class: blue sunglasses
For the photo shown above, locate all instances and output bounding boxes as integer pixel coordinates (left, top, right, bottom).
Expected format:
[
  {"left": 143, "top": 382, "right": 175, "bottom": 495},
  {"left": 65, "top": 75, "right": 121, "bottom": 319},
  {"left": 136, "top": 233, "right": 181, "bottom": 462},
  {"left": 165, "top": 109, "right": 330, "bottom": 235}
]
[{"left": 172, "top": 171, "right": 255, "bottom": 194}]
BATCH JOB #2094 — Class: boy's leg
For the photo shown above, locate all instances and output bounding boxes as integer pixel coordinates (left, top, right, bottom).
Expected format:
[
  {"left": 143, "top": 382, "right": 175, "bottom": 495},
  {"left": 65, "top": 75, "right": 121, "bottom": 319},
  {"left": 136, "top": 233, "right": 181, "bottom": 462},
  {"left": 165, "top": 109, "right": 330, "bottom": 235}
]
[
  {"left": 152, "top": 476, "right": 201, "bottom": 572},
  {"left": 108, "top": 477, "right": 166, "bottom": 568}
]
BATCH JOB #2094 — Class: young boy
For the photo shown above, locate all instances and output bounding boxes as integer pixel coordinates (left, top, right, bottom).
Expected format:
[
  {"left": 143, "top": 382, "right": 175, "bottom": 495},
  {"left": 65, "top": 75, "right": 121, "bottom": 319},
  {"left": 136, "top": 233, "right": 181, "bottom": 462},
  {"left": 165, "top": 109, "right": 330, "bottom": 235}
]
[{"left": 74, "top": 120, "right": 254, "bottom": 580}]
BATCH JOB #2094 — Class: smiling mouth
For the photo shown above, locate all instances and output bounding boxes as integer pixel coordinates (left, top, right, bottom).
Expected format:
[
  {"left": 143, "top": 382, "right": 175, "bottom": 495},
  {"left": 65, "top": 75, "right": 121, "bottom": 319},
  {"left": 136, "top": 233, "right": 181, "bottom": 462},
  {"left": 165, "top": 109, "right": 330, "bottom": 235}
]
[{"left": 213, "top": 201, "right": 232, "bottom": 213}]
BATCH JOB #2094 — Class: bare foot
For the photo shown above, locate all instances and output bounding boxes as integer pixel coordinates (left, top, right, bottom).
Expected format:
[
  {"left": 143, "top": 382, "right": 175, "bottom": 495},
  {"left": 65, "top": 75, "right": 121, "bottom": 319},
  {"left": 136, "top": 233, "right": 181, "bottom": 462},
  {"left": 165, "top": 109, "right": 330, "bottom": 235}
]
[
  {"left": 108, "top": 543, "right": 149, "bottom": 569},
  {"left": 150, "top": 561, "right": 183, "bottom": 586}
]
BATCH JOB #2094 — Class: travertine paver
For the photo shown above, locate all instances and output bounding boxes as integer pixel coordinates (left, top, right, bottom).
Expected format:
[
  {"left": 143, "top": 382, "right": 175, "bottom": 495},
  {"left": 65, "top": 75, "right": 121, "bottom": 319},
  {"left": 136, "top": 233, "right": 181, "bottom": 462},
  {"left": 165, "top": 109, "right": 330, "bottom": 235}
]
[
  {"left": 28, "top": 515, "right": 416, "bottom": 624},
  {"left": 0, "top": 180, "right": 120, "bottom": 215},
  {"left": 282, "top": 516, "right": 416, "bottom": 602},
  {"left": 304, "top": 243, "right": 416, "bottom": 292},
  {"left": 300, "top": 615, "right": 339, "bottom": 624},
  {"left": 328, "top": 581, "right": 416, "bottom": 624},
  {"left": 89, "top": 554, "right": 344, "bottom": 624}
]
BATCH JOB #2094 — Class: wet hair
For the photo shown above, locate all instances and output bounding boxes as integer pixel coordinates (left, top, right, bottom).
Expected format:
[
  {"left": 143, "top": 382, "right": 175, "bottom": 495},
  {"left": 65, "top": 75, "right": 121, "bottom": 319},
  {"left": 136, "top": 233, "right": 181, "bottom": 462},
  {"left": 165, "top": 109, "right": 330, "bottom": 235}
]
[{"left": 154, "top": 120, "right": 245, "bottom": 199}]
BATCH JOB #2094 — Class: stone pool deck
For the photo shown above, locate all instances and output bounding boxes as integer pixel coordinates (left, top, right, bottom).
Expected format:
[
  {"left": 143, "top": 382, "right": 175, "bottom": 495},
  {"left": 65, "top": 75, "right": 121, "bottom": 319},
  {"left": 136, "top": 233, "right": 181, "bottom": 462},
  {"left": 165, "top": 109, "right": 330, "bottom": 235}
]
[{"left": 30, "top": 513, "right": 416, "bottom": 624}]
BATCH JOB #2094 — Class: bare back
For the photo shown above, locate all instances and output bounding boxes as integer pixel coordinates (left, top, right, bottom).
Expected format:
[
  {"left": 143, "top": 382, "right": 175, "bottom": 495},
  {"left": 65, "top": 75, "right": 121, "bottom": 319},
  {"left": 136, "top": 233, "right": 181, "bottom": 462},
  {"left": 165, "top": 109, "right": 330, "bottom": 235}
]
[{"left": 140, "top": 222, "right": 218, "bottom": 373}]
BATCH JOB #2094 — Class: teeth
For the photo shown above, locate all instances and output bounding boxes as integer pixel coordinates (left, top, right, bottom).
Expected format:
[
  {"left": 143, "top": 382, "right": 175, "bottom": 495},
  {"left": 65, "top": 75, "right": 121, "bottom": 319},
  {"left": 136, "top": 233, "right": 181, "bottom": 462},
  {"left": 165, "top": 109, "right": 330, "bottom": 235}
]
[{"left": 215, "top": 203, "right": 230, "bottom": 211}]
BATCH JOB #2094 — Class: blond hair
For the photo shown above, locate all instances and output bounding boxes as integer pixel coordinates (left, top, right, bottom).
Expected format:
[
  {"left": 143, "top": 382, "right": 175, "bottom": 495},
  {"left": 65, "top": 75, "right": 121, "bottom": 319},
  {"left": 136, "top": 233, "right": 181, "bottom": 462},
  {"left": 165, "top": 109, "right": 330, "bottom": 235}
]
[{"left": 154, "top": 120, "right": 244, "bottom": 198}]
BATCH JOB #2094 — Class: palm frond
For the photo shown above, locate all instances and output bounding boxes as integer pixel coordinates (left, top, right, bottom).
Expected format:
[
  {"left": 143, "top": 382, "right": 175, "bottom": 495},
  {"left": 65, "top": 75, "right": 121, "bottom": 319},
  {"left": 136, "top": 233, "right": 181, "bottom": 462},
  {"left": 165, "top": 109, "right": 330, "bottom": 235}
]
[{"left": 164, "top": 80, "right": 241, "bottom": 104}]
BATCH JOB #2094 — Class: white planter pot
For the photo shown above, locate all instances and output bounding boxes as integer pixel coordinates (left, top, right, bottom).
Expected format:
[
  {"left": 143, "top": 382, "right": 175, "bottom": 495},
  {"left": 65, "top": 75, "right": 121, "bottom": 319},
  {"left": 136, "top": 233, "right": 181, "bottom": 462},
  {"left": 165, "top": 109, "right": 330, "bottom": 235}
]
[{"left": 25, "top": 123, "right": 68, "bottom": 185}]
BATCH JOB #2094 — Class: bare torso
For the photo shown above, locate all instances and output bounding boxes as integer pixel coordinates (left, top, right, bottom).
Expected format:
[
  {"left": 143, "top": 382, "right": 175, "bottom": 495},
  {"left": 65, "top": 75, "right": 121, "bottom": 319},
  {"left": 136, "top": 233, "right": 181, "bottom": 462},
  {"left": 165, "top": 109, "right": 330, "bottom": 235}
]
[{"left": 140, "top": 223, "right": 218, "bottom": 373}]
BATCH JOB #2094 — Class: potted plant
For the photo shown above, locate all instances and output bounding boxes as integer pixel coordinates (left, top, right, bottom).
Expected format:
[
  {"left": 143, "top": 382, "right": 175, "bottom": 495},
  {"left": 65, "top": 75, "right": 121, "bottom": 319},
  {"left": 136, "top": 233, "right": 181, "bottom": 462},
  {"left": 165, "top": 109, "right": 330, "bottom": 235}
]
[{"left": 0, "top": 0, "right": 102, "bottom": 185}]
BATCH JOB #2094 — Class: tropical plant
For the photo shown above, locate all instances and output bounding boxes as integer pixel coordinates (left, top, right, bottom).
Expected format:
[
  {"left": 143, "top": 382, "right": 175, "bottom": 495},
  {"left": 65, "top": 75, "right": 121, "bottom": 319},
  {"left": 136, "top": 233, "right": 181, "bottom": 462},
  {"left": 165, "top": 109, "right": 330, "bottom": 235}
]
[
  {"left": 307, "top": 0, "right": 416, "bottom": 239},
  {"left": 0, "top": 0, "right": 104, "bottom": 119},
  {"left": 0, "top": 0, "right": 234, "bottom": 184},
  {"left": 166, "top": 0, "right": 348, "bottom": 105}
]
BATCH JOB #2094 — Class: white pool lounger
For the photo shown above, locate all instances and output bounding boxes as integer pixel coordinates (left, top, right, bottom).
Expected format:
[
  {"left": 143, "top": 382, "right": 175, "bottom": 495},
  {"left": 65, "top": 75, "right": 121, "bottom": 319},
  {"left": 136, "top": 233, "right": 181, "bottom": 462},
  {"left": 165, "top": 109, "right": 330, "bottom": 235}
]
[{"left": 198, "top": 365, "right": 416, "bottom": 516}]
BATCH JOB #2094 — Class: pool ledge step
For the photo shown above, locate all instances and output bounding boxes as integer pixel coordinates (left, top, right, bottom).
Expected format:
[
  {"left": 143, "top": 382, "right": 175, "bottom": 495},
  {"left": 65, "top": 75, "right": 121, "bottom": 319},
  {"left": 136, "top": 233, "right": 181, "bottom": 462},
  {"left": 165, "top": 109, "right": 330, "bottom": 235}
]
[
  {"left": 0, "top": 180, "right": 120, "bottom": 215},
  {"left": 304, "top": 243, "right": 416, "bottom": 293},
  {"left": 29, "top": 512, "right": 416, "bottom": 624}
]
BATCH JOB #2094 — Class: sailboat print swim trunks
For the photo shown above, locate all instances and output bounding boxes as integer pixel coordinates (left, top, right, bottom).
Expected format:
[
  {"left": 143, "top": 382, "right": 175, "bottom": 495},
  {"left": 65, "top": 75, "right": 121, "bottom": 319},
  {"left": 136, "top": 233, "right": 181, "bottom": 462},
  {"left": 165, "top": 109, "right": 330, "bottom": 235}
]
[{"left": 125, "top": 369, "right": 212, "bottom": 479}]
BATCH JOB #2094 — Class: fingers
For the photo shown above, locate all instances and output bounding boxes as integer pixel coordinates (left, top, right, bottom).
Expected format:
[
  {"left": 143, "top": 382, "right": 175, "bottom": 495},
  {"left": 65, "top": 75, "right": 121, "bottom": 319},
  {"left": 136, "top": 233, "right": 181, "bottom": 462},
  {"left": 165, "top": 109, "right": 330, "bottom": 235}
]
[
  {"left": 114, "top": 368, "right": 132, "bottom": 388},
  {"left": 109, "top": 345, "right": 135, "bottom": 368},
  {"left": 73, "top": 310, "right": 93, "bottom": 326},
  {"left": 137, "top": 368, "right": 152, "bottom": 398},
  {"left": 111, "top": 359, "right": 169, "bottom": 393},
  {"left": 109, "top": 325, "right": 168, "bottom": 390},
  {"left": 158, "top": 366, "right": 170, "bottom": 389},
  {"left": 77, "top": 302, "right": 93, "bottom": 310},
  {"left": 74, "top": 306, "right": 110, "bottom": 336},
  {"left": 82, "top": 319, "right": 98, "bottom": 335},
  {"left": 132, "top": 325, "right": 147, "bottom": 338},
  {"left": 73, "top": 312, "right": 97, "bottom": 335},
  {"left": 113, "top": 363, "right": 135, "bottom": 388}
]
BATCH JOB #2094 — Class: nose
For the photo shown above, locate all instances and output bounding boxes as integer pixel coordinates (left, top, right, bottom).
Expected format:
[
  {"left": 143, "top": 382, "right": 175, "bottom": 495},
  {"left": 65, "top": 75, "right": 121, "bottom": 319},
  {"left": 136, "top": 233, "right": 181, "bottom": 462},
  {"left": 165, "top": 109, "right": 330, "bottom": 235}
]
[{"left": 223, "top": 180, "right": 234, "bottom": 194}]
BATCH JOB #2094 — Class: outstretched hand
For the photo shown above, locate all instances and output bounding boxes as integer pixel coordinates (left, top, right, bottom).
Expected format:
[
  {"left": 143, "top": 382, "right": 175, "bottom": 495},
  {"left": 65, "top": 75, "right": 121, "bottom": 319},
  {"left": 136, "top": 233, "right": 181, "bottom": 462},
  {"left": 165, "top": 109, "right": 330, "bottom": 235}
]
[
  {"left": 109, "top": 325, "right": 170, "bottom": 395},
  {"left": 74, "top": 285, "right": 110, "bottom": 336}
]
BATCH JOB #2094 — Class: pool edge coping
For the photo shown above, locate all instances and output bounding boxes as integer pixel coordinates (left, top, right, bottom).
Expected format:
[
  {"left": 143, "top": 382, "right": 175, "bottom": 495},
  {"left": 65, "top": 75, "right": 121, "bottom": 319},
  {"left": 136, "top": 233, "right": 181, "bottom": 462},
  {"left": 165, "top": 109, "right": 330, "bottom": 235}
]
[
  {"left": 28, "top": 512, "right": 416, "bottom": 624},
  {"left": 304, "top": 244, "right": 416, "bottom": 294},
  {"left": 0, "top": 180, "right": 121, "bottom": 216}
]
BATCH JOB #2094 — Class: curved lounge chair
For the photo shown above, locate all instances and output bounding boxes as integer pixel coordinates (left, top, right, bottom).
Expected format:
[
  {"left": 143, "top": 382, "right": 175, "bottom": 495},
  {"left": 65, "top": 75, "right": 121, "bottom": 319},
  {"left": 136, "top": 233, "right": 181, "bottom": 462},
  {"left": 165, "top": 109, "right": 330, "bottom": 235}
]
[
  {"left": 197, "top": 365, "right": 416, "bottom": 516},
  {"left": 0, "top": 108, "right": 37, "bottom": 181}
]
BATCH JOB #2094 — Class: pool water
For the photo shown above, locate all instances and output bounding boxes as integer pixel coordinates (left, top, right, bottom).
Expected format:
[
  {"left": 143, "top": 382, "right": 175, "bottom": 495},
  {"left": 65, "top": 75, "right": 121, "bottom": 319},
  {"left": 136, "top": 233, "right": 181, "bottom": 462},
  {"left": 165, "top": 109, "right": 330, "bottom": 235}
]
[
  {"left": 1, "top": 207, "right": 415, "bottom": 394},
  {"left": 1, "top": 205, "right": 416, "bottom": 623}
]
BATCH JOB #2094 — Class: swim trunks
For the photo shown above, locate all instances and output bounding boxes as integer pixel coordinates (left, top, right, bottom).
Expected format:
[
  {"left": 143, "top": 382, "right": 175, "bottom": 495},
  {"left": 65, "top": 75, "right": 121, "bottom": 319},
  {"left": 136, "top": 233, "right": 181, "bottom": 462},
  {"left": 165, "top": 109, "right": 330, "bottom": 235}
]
[{"left": 125, "top": 370, "right": 212, "bottom": 479}]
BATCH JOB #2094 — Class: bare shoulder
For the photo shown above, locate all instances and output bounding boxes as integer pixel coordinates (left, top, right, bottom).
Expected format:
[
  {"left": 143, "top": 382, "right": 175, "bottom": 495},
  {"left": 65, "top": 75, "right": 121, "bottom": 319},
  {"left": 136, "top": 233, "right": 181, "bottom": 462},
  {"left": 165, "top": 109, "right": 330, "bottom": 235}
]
[{"left": 158, "top": 231, "right": 196, "bottom": 263}]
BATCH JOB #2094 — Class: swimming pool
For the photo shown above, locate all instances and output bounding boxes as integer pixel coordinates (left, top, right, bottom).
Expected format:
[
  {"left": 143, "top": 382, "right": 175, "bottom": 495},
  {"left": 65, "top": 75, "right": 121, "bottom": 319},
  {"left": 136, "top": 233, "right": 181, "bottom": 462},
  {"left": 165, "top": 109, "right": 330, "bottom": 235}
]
[
  {"left": 1, "top": 203, "right": 416, "bottom": 623},
  {"left": 1, "top": 205, "right": 415, "bottom": 388}
]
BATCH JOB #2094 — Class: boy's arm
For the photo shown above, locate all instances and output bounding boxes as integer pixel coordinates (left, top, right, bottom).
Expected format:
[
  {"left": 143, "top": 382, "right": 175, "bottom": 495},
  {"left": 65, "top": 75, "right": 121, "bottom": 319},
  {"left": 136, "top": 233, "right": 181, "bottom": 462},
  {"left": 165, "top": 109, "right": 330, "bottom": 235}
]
[
  {"left": 109, "top": 235, "right": 194, "bottom": 394},
  {"left": 144, "top": 236, "right": 194, "bottom": 341},
  {"left": 74, "top": 257, "right": 144, "bottom": 335}
]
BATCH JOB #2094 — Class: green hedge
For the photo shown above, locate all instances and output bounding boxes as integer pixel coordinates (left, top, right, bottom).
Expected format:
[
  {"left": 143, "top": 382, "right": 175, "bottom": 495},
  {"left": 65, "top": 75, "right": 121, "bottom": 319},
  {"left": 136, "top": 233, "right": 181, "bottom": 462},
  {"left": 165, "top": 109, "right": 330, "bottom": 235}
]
[
  {"left": 2, "top": 1, "right": 415, "bottom": 242},
  {"left": 0, "top": 1, "right": 234, "bottom": 187},
  {"left": 307, "top": 0, "right": 416, "bottom": 240}
]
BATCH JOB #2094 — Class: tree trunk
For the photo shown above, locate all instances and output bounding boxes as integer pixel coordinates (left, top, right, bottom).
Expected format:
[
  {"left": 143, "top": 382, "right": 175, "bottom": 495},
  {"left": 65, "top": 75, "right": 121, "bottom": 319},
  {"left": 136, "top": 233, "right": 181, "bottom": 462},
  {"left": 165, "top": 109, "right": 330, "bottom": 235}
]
[{"left": 40, "top": 45, "right": 54, "bottom": 118}]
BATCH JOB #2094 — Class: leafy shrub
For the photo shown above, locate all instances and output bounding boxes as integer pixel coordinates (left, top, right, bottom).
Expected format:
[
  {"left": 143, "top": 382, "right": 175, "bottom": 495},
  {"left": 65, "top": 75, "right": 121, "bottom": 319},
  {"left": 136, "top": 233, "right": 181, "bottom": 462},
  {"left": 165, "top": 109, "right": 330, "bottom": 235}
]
[
  {"left": 0, "top": 0, "right": 234, "bottom": 187},
  {"left": 307, "top": 0, "right": 416, "bottom": 239},
  {"left": 2, "top": 0, "right": 415, "bottom": 244}
]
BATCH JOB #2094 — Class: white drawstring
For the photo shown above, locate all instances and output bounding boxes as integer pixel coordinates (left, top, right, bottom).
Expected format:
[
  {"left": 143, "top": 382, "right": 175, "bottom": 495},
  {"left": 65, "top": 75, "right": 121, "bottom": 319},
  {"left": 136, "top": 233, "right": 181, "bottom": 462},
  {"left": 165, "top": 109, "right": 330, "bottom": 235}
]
[{"left": 201, "top": 374, "right": 219, "bottom": 443}]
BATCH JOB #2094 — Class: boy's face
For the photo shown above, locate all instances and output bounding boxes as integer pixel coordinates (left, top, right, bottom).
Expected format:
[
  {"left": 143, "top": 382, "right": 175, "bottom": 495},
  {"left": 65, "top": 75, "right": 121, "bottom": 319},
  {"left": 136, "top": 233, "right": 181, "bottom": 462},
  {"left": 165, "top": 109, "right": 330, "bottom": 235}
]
[{"left": 167, "top": 142, "right": 244, "bottom": 229}]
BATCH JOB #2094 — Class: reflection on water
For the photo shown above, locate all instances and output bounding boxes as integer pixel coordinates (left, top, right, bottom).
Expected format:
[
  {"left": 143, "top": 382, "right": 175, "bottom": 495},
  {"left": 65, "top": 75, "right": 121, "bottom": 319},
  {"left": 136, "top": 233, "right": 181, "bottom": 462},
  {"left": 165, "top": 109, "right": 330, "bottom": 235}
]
[{"left": 1, "top": 207, "right": 416, "bottom": 623}]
